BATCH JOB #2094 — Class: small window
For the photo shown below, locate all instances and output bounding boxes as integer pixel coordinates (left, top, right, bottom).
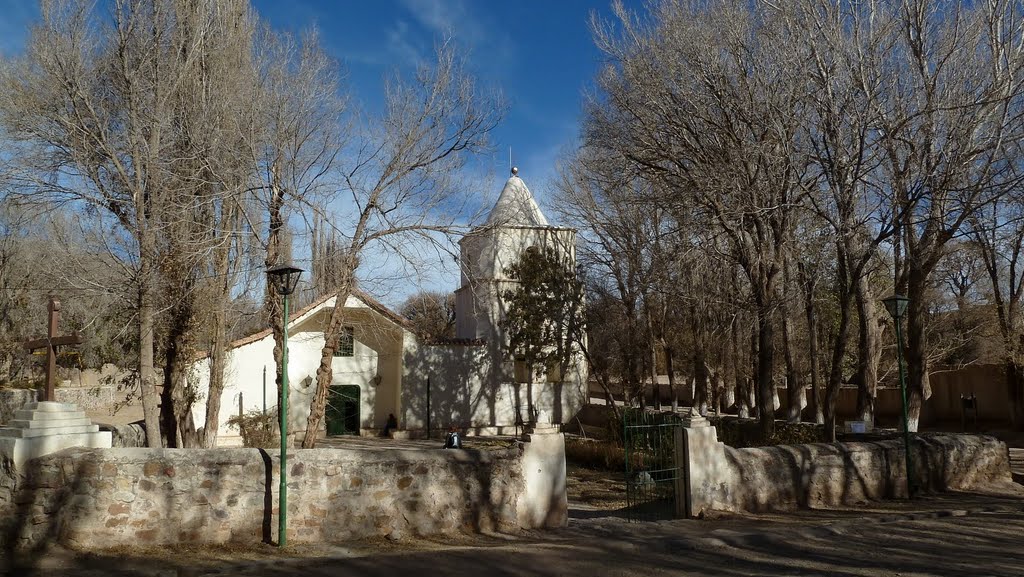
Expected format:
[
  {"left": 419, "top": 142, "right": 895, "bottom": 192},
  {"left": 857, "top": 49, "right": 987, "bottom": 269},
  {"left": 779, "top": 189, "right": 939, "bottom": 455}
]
[{"left": 333, "top": 327, "right": 354, "bottom": 357}]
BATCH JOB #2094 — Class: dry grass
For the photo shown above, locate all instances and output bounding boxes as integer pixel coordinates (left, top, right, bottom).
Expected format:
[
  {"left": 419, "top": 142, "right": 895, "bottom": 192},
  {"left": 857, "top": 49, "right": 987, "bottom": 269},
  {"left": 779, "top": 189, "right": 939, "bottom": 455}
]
[{"left": 565, "top": 437, "right": 630, "bottom": 471}]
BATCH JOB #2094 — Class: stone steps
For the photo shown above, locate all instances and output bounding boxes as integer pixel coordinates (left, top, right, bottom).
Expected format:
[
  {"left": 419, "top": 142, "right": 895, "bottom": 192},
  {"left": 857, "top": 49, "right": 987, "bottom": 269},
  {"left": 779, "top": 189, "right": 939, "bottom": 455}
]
[
  {"left": 7, "top": 417, "right": 95, "bottom": 430},
  {"left": 0, "top": 424, "right": 100, "bottom": 438},
  {"left": 21, "top": 402, "right": 79, "bottom": 412},
  {"left": 13, "top": 408, "right": 87, "bottom": 421},
  {"left": 0, "top": 400, "right": 112, "bottom": 469}
]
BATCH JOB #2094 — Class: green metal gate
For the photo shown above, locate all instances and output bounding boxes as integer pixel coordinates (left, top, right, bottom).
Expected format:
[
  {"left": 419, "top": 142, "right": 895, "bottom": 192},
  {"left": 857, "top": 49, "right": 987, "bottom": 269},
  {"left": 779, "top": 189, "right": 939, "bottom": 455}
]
[{"left": 624, "top": 408, "right": 682, "bottom": 522}]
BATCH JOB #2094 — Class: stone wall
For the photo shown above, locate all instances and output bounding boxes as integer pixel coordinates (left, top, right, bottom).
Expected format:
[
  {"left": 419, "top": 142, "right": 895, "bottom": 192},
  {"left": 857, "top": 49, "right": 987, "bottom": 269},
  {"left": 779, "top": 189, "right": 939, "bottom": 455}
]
[
  {"left": 0, "top": 389, "right": 36, "bottom": 426},
  {"left": 105, "top": 423, "right": 147, "bottom": 448},
  {"left": 38, "top": 385, "right": 115, "bottom": 411},
  {"left": 0, "top": 431, "right": 566, "bottom": 549},
  {"left": 678, "top": 423, "right": 1011, "bottom": 517}
]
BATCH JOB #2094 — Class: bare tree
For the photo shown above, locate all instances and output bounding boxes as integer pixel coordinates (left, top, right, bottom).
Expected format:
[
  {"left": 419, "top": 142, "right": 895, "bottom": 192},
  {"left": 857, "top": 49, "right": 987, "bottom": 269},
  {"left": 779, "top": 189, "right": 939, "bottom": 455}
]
[
  {"left": 399, "top": 291, "right": 456, "bottom": 342},
  {"left": 299, "top": 40, "right": 503, "bottom": 448},
  {"left": 879, "top": 0, "right": 1024, "bottom": 430},
  {"left": 0, "top": 0, "right": 230, "bottom": 446},
  {"left": 589, "top": 0, "right": 815, "bottom": 436},
  {"left": 969, "top": 188, "right": 1024, "bottom": 428},
  {"left": 238, "top": 25, "right": 346, "bottom": 446}
]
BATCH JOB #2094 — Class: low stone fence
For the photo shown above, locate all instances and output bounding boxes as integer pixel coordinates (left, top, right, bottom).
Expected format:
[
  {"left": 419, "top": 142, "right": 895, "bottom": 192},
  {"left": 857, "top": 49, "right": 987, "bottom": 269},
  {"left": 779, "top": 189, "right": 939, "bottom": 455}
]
[
  {"left": 37, "top": 385, "right": 115, "bottom": 411},
  {"left": 0, "top": 430, "right": 566, "bottom": 549},
  {"left": 678, "top": 422, "right": 1011, "bottom": 516}
]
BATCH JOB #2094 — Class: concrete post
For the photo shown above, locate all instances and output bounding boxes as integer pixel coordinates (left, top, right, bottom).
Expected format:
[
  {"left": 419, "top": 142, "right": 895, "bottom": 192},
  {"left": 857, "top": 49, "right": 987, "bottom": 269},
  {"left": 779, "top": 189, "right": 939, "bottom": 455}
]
[
  {"left": 517, "top": 421, "right": 568, "bottom": 528},
  {"left": 674, "top": 410, "right": 728, "bottom": 518}
]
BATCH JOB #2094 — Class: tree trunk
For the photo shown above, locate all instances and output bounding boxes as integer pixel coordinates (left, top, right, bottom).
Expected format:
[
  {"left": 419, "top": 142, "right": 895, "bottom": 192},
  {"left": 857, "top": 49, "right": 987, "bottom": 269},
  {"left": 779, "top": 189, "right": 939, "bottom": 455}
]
[
  {"left": 650, "top": 345, "right": 661, "bottom": 411},
  {"left": 265, "top": 177, "right": 287, "bottom": 439},
  {"left": 203, "top": 306, "right": 227, "bottom": 447},
  {"left": 854, "top": 274, "right": 881, "bottom": 427},
  {"left": 731, "top": 320, "right": 748, "bottom": 418},
  {"left": 756, "top": 308, "right": 775, "bottom": 438},
  {"left": 694, "top": 348, "right": 708, "bottom": 416},
  {"left": 804, "top": 280, "right": 823, "bottom": 424},
  {"left": 905, "top": 266, "right": 931, "bottom": 432},
  {"left": 201, "top": 202, "right": 238, "bottom": 448},
  {"left": 1007, "top": 359, "right": 1024, "bottom": 430},
  {"left": 138, "top": 230, "right": 162, "bottom": 449},
  {"left": 302, "top": 272, "right": 356, "bottom": 448},
  {"left": 824, "top": 294, "right": 853, "bottom": 443},
  {"left": 781, "top": 300, "right": 801, "bottom": 423},
  {"left": 665, "top": 344, "right": 678, "bottom": 412}
]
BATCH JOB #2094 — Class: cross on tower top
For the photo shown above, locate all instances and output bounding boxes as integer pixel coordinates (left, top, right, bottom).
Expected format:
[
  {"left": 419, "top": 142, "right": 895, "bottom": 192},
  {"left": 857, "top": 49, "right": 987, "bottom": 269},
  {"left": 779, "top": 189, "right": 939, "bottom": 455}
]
[{"left": 23, "top": 296, "right": 83, "bottom": 402}]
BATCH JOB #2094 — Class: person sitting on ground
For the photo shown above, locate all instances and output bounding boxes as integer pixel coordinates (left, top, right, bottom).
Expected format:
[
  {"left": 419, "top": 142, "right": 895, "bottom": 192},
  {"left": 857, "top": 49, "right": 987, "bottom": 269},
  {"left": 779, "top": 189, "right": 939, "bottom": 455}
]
[
  {"left": 382, "top": 413, "right": 398, "bottom": 437},
  {"left": 443, "top": 425, "right": 462, "bottom": 449}
]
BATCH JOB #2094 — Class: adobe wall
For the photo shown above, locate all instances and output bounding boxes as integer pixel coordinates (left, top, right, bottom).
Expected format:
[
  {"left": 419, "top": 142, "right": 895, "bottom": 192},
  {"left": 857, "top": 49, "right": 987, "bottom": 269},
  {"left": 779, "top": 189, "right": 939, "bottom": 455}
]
[
  {"left": 0, "top": 432, "right": 567, "bottom": 549},
  {"left": 679, "top": 422, "right": 1011, "bottom": 517}
]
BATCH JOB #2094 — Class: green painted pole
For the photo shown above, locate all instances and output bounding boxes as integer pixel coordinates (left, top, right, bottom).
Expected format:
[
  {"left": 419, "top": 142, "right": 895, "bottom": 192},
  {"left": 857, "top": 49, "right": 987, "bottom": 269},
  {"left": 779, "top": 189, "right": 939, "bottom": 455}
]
[
  {"left": 894, "top": 319, "right": 915, "bottom": 498},
  {"left": 279, "top": 295, "right": 289, "bottom": 546},
  {"left": 263, "top": 365, "right": 267, "bottom": 415}
]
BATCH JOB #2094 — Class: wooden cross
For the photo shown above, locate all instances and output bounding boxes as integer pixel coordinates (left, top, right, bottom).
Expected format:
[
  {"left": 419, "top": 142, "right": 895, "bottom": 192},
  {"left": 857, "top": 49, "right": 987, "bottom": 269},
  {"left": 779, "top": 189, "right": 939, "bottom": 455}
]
[{"left": 23, "top": 296, "right": 83, "bottom": 402}]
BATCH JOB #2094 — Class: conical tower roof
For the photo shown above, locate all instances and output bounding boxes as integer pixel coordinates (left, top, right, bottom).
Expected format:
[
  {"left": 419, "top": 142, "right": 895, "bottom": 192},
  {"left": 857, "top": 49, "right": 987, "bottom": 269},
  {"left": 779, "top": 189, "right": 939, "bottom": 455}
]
[{"left": 484, "top": 168, "right": 549, "bottom": 227}]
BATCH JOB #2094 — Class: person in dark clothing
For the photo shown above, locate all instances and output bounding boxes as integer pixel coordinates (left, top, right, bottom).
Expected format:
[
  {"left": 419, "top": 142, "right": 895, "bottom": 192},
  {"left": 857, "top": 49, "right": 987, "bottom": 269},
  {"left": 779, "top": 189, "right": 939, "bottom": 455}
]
[
  {"left": 443, "top": 425, "right": 462, "bottom": 449},
  {"left": 382, "top": 413, "right": 398, "bottom": 437}
]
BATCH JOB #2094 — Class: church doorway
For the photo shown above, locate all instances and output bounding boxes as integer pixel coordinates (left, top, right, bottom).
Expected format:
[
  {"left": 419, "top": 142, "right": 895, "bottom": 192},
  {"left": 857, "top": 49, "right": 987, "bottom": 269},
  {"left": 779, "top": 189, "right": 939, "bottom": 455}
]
[{"left": 326, "top": 384, "right": 360, "bottom": 435}]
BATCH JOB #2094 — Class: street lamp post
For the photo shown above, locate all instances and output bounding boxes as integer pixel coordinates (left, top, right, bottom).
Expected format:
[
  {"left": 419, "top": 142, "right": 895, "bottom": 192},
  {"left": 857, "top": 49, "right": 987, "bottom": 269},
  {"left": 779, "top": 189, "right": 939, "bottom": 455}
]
[
  {"left": 882, "top": 294, "right": 915, "bottom": 498},
  {"left": 267, "top": 263, "right": 303, "bottom": 547}
]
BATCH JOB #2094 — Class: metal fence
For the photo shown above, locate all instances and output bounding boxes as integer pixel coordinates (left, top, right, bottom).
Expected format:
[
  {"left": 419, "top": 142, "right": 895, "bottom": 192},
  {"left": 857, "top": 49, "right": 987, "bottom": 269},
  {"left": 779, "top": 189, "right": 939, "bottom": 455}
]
[{"left": 623, "top": 408, "right": 682, "bottom": 522}]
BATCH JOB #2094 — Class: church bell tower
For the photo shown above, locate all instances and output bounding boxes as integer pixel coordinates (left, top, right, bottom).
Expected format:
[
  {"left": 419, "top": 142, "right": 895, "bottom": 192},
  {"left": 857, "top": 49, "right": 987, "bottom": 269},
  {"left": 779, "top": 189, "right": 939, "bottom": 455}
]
[{"left": 454, "top": 167, "right": 576, "bottom": 346}]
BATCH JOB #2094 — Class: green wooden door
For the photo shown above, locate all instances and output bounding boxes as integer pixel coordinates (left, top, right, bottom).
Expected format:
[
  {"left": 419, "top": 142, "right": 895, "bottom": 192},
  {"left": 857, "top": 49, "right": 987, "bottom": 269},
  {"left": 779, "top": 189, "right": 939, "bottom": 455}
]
[{"left": 326, "top": 385, "right": 360, "bottom": 435}]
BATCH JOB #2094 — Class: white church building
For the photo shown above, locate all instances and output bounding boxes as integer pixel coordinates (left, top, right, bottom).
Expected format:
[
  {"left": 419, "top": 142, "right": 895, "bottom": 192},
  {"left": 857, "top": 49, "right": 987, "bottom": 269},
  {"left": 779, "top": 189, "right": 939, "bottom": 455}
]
[{"left": 190, "top": 169, "right": 587, "bottom": 445}]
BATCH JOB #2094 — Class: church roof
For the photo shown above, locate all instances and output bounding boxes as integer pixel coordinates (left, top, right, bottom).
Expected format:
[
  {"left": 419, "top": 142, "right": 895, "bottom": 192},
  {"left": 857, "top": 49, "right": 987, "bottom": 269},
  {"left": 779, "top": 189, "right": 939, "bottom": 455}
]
[
  {"left": 197, "top": 288, "right": 414, "bottom": 357},
  {"left": 484, "top": 169, "right": 549, "bottom": 227}
]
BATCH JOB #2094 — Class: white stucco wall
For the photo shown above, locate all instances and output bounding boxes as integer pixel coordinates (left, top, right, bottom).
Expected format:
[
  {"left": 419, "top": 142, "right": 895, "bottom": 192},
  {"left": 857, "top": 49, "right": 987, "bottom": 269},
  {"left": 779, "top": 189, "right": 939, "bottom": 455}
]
[
  {"left": 402, "top": 340, "right": 586, "bottom": 433},
  {"left": 190, "top": 295, "right": 407, "bottom": 446},
  {"left": 456, "top": 226, "right": 576, "bottom": 341}
]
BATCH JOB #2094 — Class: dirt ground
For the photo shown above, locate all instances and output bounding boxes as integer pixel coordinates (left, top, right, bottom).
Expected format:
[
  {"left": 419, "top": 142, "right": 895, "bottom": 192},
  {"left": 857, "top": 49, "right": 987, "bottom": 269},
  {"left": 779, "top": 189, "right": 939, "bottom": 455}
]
[{"left": 9, "top": 481, "right": 1024, "bottom": 577}]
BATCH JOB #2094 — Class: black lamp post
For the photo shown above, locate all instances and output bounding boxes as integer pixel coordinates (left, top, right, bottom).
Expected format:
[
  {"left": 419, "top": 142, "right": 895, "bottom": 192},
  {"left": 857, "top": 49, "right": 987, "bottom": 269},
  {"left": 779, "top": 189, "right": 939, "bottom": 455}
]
[
  {"left": 882, "top": 294, "right": 915, "bottom": 498},
  {"left": 267, "top": 263, "right": 303, "bottom": 546}
]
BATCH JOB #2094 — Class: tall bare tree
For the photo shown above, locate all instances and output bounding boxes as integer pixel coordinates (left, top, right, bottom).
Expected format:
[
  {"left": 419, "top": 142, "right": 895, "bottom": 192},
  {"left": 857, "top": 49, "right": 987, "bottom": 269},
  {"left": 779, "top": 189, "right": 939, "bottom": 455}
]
[
  {"left": 0, "top": 0, "right": 226, "bottom": 446},
  {"left": 589, "top": 0, "right": 814, "bottom": 436},
  {"left": 299, "top": 41, "right": 503, "bottom": 447},
  {"left": 879, "top": 0, "right": 1024, "bottom": 429}
]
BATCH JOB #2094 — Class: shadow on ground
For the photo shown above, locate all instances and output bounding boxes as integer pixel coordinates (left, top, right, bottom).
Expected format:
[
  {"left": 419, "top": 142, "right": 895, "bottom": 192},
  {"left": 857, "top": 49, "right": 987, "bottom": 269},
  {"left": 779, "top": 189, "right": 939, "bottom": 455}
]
[{"left": 13, "top": 489, "right": 1024, "bottom": 577}]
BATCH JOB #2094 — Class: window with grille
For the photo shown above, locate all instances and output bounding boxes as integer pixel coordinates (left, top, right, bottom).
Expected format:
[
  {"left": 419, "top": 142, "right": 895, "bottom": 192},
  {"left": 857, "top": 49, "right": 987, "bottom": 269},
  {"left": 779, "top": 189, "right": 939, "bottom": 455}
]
[{"left": 333, "top": 327, "right": 354, "bottom": 357}]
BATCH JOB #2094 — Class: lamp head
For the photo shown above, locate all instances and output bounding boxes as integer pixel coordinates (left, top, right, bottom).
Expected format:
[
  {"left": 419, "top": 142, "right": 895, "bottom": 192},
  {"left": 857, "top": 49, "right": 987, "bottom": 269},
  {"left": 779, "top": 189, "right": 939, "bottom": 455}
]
[
  {"left": 267, "top": 263, "right": 304, "bottom": 296},
  {"left": 882, "top": 294, "right": 910, "bottom": 320}
]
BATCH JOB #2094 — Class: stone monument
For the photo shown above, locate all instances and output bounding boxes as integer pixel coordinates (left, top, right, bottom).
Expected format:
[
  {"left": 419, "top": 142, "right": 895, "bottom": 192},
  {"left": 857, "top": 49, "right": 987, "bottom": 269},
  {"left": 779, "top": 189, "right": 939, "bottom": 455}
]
[{"left": 0, "top": 296, "right": 111, "bottom": 470}]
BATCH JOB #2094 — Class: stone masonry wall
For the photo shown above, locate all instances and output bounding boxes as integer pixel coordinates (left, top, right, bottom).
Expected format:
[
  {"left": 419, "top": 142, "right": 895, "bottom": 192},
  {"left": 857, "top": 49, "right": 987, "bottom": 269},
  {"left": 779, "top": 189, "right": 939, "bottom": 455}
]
[
  {"left": 0, "top": 433, "right": 567, "bottom": 549},
  {"left": 679, "top": 426, "right": 1012, "bottom": 517},
  {"left": 36, "top": 385, "right": 115, "bottom": 411}
]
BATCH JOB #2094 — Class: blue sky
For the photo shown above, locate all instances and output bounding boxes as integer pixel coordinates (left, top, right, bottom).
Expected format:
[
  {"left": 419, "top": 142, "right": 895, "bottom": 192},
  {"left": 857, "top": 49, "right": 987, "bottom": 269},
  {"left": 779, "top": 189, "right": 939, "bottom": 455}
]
[
  {"left": 0, "top": 0, "right": 621, "bottom": 303},
  {"left": 0, "top": 0, "right": 615, "bottom": 206},
  {"left": 250, "top": 0, "right": 614, "bottom": 205}
]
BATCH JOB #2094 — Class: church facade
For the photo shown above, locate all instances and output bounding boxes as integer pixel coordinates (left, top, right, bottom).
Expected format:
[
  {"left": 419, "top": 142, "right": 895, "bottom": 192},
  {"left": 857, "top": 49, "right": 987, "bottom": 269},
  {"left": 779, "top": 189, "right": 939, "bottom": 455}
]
[{"left": 190, "top": 170, "right": 586, "bottom": 445}]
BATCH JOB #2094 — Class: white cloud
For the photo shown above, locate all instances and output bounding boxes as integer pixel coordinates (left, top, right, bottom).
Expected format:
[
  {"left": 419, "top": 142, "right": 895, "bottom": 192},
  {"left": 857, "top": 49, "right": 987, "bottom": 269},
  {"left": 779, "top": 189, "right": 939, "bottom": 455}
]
[
  {"left": 398, "top": 0, "right": 515, "bottom": 67},
  {"left": 384, "top": 19, "right": 428, "bottom": 67}
]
